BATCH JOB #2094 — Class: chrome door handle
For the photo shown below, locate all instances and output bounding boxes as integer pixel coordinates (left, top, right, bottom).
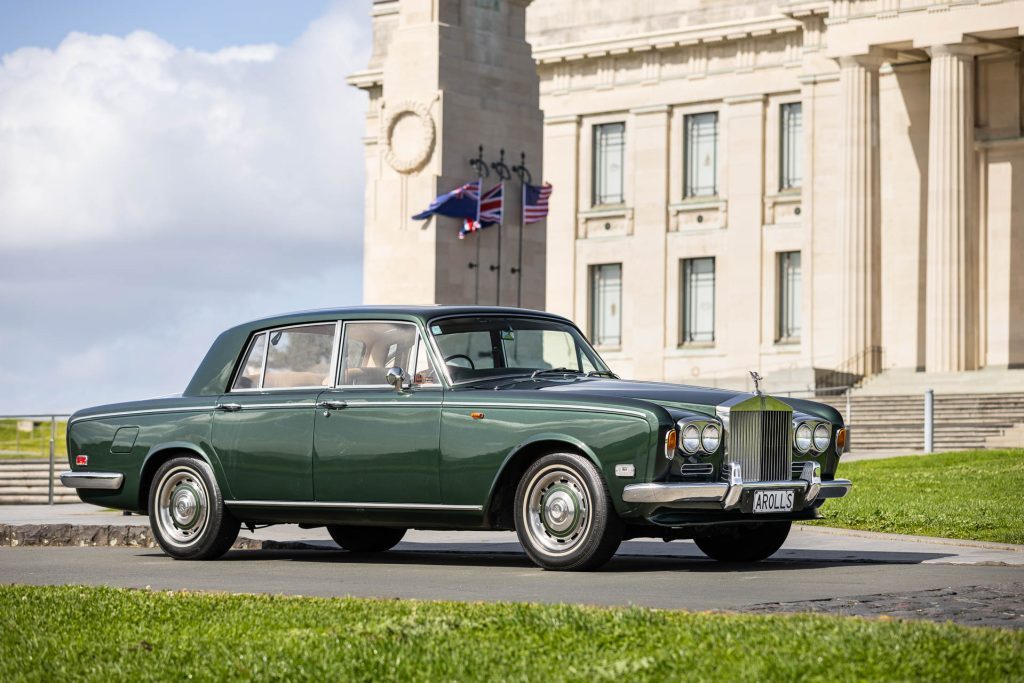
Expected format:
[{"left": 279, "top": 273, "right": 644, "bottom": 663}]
[
  {"left": 317, "top": 400, "right": 347, "bottom": 410},
  {"left": 215, "top": 403, "right": 242, "bottom": 412}
]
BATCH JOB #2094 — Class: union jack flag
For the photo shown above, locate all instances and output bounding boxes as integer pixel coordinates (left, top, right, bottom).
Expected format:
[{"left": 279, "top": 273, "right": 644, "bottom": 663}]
[
  {"left": 523, "top": 182, "right": 553, "bottom": 224},
  {"left": 459, "top": 182, "right": 503, "bottom": 239}
]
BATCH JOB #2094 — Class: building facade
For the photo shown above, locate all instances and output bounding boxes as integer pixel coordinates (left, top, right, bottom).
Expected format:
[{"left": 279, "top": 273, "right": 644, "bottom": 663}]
[{"left": 354, "top": 0, "right": 1024, "bottom": 392}]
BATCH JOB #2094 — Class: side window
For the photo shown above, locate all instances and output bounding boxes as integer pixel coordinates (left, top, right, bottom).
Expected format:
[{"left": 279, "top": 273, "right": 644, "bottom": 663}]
[
  {"left": 231, "top": 333, "right": 267, "bottom": 391},
  {"left": 339, "top": 322, "right": 417, "bottom": 386},
  {"left": 263, "top": 324, "right": 336, "bottom": 389}
]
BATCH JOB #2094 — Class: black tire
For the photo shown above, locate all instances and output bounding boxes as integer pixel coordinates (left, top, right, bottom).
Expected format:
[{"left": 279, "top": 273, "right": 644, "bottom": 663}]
[
  {"left": 694, "top": 521, "right": 792, "bottom": 562},
  {"left": 514, "top": 452, "right": 623, "bottom": 571},
  {"left": 148, "top": 456, "right": 239, "bottom": 560},
  {"left": 327, "top": 525, "right": 406, "bottom": 553}
]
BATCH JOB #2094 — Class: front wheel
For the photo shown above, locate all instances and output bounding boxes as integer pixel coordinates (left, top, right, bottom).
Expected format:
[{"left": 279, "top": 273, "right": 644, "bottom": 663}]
[
  {"left": 327, "top": 525, "right": 406, "bottom": 553},
  {"left": 149, "top": 456, "right": 239, "bottom": 560},
  {"left": 694, "top": 521, "right": 791, "bottom": 562},
  {"left": 514, "top": 453, "right": 623, "bottom": 571}
]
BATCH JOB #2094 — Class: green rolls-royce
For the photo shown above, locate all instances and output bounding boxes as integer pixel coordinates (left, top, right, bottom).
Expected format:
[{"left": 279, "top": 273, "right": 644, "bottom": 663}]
[{"left": 62, "top": 306, "right": 850, "bottom": 571}]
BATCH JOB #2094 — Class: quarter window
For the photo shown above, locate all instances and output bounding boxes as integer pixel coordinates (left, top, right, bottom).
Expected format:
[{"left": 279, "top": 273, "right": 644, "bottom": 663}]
[
  {"left": 231, "top": 333, "right": 267, "bottom": 390},
  {"left": 780, "top": 102, "right": 802, "bottom": 191},
  {"left": 263, "top": 324, "right": 337, "bottom": 389},
  {"left": 590, "top": 263, "right": 622, "bottom": 348},
  {"left": 681, "top": 257, "right": 715, "bottom": 344},
  {"left": 684, "top": 112, "right": 718, "bottom": 198},
  {"left": 593, "top": 122, "right": 625, "bottom": 205},
  {"left": 777, "top": 251, "right": 802, "bottom": 342}
]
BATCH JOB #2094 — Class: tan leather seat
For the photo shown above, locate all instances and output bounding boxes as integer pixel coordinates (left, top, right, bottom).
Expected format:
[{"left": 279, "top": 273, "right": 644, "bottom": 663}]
[{"left": 343, "top": 367, "right": 388, "bottom": 385}]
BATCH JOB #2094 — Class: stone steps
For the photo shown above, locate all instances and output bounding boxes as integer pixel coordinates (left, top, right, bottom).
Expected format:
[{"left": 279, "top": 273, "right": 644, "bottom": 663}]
[{"left": 0, "top": 459, "right": 76, "bottom": 505}]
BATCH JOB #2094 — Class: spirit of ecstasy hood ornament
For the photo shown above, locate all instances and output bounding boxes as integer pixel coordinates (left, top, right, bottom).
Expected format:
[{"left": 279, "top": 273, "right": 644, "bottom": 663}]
[{"left": 749, "top": 370, "right": 763, "bottom": 395}]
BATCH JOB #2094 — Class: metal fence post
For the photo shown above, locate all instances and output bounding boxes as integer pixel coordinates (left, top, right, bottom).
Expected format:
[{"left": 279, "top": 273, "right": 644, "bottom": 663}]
[
  {"left": 924, "top": 389, "right": 934, "bottom": 453},
  {"left": 845, "top": 387, "right": 852, "bottom": 452},
  {"left": 48, "top": 416, "right": 56, "bottom": 505}
]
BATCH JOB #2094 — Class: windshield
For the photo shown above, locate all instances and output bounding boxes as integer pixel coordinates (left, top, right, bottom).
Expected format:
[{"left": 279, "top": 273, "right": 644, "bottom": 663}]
[{"left": 429, "top": 316, "right": 611, "bottom": 383}]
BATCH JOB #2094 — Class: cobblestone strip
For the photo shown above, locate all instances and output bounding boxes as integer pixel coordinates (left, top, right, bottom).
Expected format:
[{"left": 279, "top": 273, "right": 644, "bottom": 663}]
[
  {"left": 0, "top": 524, "right": 320, "bottom": 551},
  {"left": 742, "top": 583, "right": 1024, "bottom": 629}
]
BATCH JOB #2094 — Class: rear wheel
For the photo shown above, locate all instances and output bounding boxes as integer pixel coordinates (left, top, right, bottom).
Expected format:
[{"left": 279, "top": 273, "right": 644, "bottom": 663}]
[
  {"left": 694, "top": 521, "right": 791, "bottom": 562},
  {"left": 149, "top": 456, "right": 239, "bottom": 560},
  {"left": 514, "top": 453, "right": 622, "bottom": 571},
  {"left": 327, "top": 525, "right": 406, "bottom": 553}
]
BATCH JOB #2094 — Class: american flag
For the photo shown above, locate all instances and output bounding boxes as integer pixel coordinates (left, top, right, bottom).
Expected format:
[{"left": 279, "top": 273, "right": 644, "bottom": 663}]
[
  {"left": 523, "top": 182, "right": 553, "bottom": 224},
  {"left": 459, "top": 182, "right": 503, "bottom": 239}
]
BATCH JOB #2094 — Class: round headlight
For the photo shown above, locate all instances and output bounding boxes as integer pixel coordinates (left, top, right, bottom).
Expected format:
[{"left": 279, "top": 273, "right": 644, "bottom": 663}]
[
  {"left": 813, "top": 423, "right": 830, "bottom": 452},
  {"left": 701, "top": 423, "right": 721, "bottom": 453},
  {"left": 681, "top": 424, "right": 700, "bottom": 453},
  {"left": 795, "top": 422, "right": 812, "bottom": 452}
]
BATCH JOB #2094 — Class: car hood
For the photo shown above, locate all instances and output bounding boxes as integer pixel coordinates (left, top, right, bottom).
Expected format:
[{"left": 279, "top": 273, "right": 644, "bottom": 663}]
[{"left": 466, "top": 377, "right": 843, "bottom": 423}]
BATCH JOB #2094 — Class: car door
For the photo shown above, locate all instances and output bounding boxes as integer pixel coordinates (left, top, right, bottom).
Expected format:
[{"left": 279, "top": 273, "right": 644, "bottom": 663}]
[
  {"left": 212, "top": 322, "right": 338, "bottom": 502},
  {"left": 312, "top": 320, "right": 442, "bottom": 504}
]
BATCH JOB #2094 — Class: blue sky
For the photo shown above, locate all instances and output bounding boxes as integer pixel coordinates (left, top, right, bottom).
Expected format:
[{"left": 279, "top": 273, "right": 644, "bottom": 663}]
[
  {"left": 0, "top": 1, "right": 373, "bottom": 413},
  {"left": 0, "top": 0, "right": 335, "bottom": 54}
]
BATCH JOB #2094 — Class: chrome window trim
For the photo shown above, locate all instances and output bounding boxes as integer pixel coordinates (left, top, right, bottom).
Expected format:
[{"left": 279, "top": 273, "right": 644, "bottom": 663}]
[
  {"left": 230, "top": 322, "right": 339, "bottom": 393},
  {"left": 425, "top": 313, "right": 610, "bottom": 387},
  {"left": 226, "top": 500, "right": 483, "bottom": 511},
  {"left": 333, "top": 319, "right": 443, "bottom": 390}
]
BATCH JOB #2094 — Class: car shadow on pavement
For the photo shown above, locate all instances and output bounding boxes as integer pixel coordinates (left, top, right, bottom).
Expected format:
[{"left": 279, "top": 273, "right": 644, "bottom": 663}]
[{"left": 185, "top": 544, "right": 956, "bottom": 571}]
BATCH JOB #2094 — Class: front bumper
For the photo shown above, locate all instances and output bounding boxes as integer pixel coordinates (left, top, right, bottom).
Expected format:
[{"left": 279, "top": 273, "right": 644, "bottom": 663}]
[
  {"left": 60, "top": 471, "right": 124, "bottom": 491},
  {"left": 622, "top": 461, "right": 851, "bottom": 510}
]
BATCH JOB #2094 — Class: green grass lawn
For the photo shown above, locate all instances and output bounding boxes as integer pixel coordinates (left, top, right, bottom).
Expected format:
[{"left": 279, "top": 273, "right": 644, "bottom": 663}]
[
  {"left": 816, "top": 449, "right": 1024, "bottom": 544},
  {"left": 0, "top": 585, "right": 1021, "bottom": 682},
  {"left": 0, "top": 418, "right": 67, "bottom": 459}
]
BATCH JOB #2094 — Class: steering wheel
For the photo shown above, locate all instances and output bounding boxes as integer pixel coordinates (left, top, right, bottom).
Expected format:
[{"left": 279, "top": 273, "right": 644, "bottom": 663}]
[{"left": 444, "top": 353, "right": 476, "bottom": 370}]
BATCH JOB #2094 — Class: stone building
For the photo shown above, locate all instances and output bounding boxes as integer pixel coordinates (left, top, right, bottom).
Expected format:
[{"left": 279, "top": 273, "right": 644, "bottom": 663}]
[{"left": 351, "top": 0, "right": 1024, "bottom": 393}]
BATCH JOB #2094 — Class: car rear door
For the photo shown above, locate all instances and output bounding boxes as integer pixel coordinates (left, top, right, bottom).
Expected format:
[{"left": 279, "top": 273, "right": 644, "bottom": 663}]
[{"left": 212, "top": 322, "right": 338, "bottom": 502}]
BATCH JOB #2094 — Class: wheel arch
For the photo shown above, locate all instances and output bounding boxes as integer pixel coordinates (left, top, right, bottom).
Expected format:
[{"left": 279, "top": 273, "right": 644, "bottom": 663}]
[
  {"left": 483, "top": 434, "right": 602, "bottom": 530},
  {"left": 138, "top": 442, "right": 220, "bottom": 513}
]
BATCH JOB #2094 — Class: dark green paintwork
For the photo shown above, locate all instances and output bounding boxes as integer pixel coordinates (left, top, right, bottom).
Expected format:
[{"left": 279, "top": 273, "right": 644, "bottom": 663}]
[{"left": 67, "top": 306, "right": 845, "bottom": 532}]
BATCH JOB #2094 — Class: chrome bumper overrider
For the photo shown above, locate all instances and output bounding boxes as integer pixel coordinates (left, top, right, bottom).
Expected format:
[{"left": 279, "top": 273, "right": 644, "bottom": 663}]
[
  {"left": 59, "top": 471, "right": 124, "bottom": 491},
  {"left": 622, "top": 462, "right": 851, "bottom": 510}
]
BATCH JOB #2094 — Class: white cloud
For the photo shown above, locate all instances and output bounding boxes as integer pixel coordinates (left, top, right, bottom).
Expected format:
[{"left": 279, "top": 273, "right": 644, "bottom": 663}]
[{"left": 0, "top": 3, "right": 372, "bottom": 413}]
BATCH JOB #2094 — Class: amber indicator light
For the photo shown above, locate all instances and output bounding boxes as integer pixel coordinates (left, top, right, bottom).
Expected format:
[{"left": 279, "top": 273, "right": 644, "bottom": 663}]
[
  {"left": 470, "top": 412, "right": 485, "bottom": 420},
  {"left": 665, "top": 429, "right": 678, "bottom": 452},
  {"left": 836, "top": 428, "right": 847, "bottom": 450}
]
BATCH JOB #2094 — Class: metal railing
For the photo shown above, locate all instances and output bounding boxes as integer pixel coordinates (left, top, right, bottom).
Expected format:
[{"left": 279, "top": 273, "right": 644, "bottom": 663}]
[{"left": 0, "top": 414, "right": 71, "bottom": 505}]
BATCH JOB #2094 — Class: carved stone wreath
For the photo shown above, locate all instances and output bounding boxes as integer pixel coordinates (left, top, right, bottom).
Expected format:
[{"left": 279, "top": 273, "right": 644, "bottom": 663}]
[{"left": 382, "top": 100, "right": 436, "bottom": 174}]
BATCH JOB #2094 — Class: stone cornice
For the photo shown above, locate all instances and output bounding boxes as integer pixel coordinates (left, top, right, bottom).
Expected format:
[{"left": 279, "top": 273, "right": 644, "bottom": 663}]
[
  {"left": 347, "top": 69, "right": 384, "bottom": 90},
  {"left": 532, "top": 14, "right": 802, "bottom": 65}
]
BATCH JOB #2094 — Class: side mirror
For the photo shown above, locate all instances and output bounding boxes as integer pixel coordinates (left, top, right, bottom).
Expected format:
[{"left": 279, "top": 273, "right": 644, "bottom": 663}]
[{"left": 386, "top": 367, "right": 406, "bottom": 392}]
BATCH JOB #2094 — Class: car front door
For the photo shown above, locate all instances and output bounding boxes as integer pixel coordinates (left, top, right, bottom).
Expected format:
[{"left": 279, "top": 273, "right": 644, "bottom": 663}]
[
  {"left": 212, "top": 322, "right": 338, "bottom": 502},
  {"left": 312, "top": 320, "right": 442, "bottom": 504}
]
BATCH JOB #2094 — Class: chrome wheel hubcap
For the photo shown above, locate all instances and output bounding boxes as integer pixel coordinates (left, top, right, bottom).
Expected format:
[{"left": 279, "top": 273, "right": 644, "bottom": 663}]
[
  {"left": 524, "top": 465, "right": 590, "bottom": 556},
  {"left": 155, "top": 466, "right": 210, "bottom": 547}
]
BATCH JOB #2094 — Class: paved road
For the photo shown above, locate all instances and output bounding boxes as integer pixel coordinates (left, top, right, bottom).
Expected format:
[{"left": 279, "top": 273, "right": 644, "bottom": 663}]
[{"left": 3, "top": 527, "right": 1023, "bottom": 624}]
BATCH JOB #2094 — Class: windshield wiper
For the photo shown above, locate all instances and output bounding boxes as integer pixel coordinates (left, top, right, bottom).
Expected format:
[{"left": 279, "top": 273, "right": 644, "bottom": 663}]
[
  {"left": 586, "top": 370, "right": 620, "bottom": 379},
  {"left": 530, "top": 367, "right": 585, "bottom": 379}
]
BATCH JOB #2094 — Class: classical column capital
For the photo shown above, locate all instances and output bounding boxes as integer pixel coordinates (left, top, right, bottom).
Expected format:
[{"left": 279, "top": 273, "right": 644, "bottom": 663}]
[
  {"left": 836, "top": 50, "right": 887, "bottom": 71},
  {"left": 925, "top": 42, "right": 990, "bottom": 58}
]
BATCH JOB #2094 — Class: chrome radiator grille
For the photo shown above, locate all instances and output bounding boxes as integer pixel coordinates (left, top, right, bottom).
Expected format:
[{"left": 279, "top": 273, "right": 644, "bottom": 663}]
[{"left": 727, "top": 407, "right": 792, "bottom": 482}]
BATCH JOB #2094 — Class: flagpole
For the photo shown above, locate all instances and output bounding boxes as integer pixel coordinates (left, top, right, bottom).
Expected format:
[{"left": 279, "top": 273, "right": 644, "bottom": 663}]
[
  {"left": 490, "top": 150, "right": 511, "bottom": 307},
  {"left": 511, "top": 152, "right": 532, "bottom": 309},
  {"left": 469, "top": 145, "right": 489, "bottom": 305}
]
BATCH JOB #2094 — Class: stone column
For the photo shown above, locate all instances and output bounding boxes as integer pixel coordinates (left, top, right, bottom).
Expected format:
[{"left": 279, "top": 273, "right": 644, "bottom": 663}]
[
  {"left": 836, "top": 54, "right": 883, "bottom": 376},
  {"left": 925, "top": 45, "right": 979, "bottom": 372}
]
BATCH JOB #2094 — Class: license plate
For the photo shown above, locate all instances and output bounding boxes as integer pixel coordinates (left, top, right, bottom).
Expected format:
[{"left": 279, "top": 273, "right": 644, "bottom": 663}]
[{"left": 752, "top": 489, "right": 794, "bottom": 514}]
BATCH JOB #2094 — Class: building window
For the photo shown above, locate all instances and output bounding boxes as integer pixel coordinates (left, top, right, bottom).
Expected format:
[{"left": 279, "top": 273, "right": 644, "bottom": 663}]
[
  {"left": 777, "top": 251, "right": 802, "bottom": 342},
  {"left": 590, "top": 263, "right": 622, "bottom": 347},
  {"left": 592, "top": 122, "right": 625, "bottom": 205},
  {"left": 780, "top": 102, "right": 802, "bottom": 191},
  {"left": 684, "top": 112, "right": 718, "bottom": 198},
  {"left": 680, "top": 257, "right": 715, "bottom": 344}
]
